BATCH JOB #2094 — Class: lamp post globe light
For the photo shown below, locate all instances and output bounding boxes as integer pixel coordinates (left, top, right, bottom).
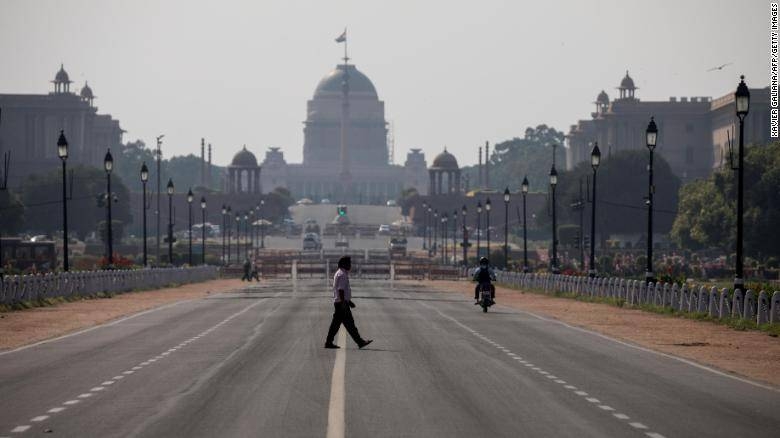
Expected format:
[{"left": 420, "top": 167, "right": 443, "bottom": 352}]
[
  {"left": 521, "top": 177, "right": 529, "bottom": 273},
  {"left": 201, "top": 196, "right": 206, "bottom": 265},
  {"left": 589, "top": 143, "right": 601, "bottom": 277},
  {"left": 503, "top": 187, "right": 510, "bottom": 269},
  {"left": 476, "top": 201, "right": 482, "bottom": 259},
  {"left": 104, "top": 149, "right": 115, "bottom": 265},
  {"left": 645, "top": 117, "right": 658, "bottom": 284},
  {"left": 57, "top": 130, "right": 70, "bottom": 271},
  {"left": 485, "top": 197, "right": 492, "bottom": 261},
  {"left": 734, "top": 75, "right": 750, "bottom": 292},
  {"left": 549, "top": 165, "right": 559, "bottom": 274},
  {"left": 166, "top": 179, "right": 174, "bottom": 265},
  {"left": 461, "top": 205, "right": 468, "bottom": 266},
  {"left": 140, "top": 163, "right": 149, "bottom": 267},
  {"left": 187, "top": 188, "right": 194, "bottom": 265}
]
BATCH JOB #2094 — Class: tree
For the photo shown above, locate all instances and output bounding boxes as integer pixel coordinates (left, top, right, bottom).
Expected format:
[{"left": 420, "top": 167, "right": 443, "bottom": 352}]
[
  {"left": 672, "top": 141, "right": 780, "bottom": 259},
  {"left": 20, "top": 165, "right": 132, "bottom": 239},
  {"left": 397, "top": 187, "right": 419, "bottom": 216},
  {"left": 0, "top": 189, "right": 24, "bottom": 234},
  {"left": 536, "top": 150, "right": 681, "bottom": 241},
  {"left": 462, "top": 125, "right": 566, "bottom": 192}
]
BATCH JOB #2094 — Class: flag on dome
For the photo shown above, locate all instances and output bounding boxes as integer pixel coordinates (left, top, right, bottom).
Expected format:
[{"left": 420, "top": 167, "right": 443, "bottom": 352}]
[{"left": 335, "top": 29, "right": 347, "bottom": 43}]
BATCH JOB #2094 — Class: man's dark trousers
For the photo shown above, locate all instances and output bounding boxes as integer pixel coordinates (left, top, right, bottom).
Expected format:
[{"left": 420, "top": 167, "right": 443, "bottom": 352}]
[{"left": 326, "top": 302, "right": 364, "bottom": 345}]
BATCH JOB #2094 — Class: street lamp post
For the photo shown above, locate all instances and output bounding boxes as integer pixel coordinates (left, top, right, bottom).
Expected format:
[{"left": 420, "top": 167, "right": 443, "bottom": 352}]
[
  {"left": 201, "top": 197, "right": 206, "bottom": 265},
  {"left": 503, "top": 187, "right": 510, "bottom": 269},
  {"left": 243, "top": 213, "right": 249, "bottom": 259},
  {"left": 485, "top": 198, "right": 492, "bottom": 259},
  {"left": 226, "top": 206, "right": 232, "bottom": 265},
  {"left": 141, "top": 163, "right": 149, "bottom": 267},
  {"left": 433, "top": 209, "right": 439, "bottom": 256},
  {"left": 235, "top": 213, "right": 240, "bottom": 262},
  {"left": 104, "top": 149, "right": 114, "bottom": 265},
  {"left": 476, "top": 202, "right": 482, "bottom": 258},
  {"left": 422, "top": 202, "right": 428, "bottom": 250},
  {"left": 521, "top": 177, "right": 529, "bottom": 273},
  {"left": 645, "top": 118, "right": 658, "bottom": 284},
  {"left": 549, "top": 165, "right": 559, "bottom": 274},
  {"left": 734, "top": 75, "right": 751, "bottom": 292},
  {"left": 221, "top": 205, "right": 227, "bottom": 265},
  {"left": 589, "top": 143, "right": 601, "bottom": 277},
  {"left": 442, "top": 214, "right": 448, "bottom": 264},
  {"left": 166, "top": 179, "right": 174, "bottom": 265},
  {"left": 427, "top": 206, "right": 433, "bottom": 254},
  {"left": 57, "top": 131, "right": 69, "bottom": 271},
  {"left": 461, "top": 205, "right": 468, "bottom": 266},
  {"left": 260, "top": 199, "right": 266, "bottom": 249},
  {"left": 187, "top": 189, "right": 193, "bottom": 265},
  {"left": 452, "top": 209, "right": 458, "bottom": 266}
]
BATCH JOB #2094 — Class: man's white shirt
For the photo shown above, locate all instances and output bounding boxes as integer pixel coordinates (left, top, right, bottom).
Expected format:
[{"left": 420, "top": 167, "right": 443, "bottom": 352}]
[{"left": 333, "top": 268, "right": 351, "bottom": 302}]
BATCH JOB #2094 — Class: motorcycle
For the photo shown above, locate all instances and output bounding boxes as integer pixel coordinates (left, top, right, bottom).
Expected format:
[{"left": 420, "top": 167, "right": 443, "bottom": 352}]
[{"left": 478, "top": 283, "right": 494, "bottom": 313}]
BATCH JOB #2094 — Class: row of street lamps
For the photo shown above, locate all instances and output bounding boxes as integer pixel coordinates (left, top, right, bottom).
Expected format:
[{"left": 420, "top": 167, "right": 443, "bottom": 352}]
[{"left": 219, "top": 200, "right": 266, "bottom": 266}]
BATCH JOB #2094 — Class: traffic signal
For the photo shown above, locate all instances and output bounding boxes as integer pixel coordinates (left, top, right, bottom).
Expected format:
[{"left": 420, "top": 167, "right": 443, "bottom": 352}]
[{"left": 337, "top": 205, "right": 347, "bottom": 216}]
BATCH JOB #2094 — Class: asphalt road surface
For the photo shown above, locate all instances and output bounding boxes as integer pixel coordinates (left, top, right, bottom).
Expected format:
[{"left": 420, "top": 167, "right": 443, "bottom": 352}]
[{"left": 1, "top": 279, "right": 778, "bottom": 437}]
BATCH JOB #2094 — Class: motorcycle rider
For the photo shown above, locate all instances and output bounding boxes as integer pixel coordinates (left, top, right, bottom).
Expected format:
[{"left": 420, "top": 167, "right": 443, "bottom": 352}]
[{"left": 473, "top": 257, "right": 496, "bottom": 304}]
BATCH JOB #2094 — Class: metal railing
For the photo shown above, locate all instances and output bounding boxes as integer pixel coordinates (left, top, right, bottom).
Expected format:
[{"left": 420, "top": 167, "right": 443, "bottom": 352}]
[
  {"left": 495, "top": 271, "right": 780, "bottom": 326},
  {"left": 0, "top": 266, "right": 219, "bottom": 305}
]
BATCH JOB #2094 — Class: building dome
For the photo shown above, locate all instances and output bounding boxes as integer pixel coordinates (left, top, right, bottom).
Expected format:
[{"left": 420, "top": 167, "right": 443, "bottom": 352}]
[
  {"left": 620, "top": 70, "right": 635, "bottom": 89},
  {"left": 80, "top": 82, "right": 94, "bottom": 99},
  {"left": 54, "top": 64, "right": 71, "bottom": 83},
  {"left": 314, "top": 64, "right": 377, "bottom": 98},
  {"left": 596, "top": 90, "right": 609, "bottom": 104},
  {"left": 231, "top": 146, "right": 258, "bottom": 167},
  {"left": 431, "top": 148, "right": 459, "bottom": 169}
]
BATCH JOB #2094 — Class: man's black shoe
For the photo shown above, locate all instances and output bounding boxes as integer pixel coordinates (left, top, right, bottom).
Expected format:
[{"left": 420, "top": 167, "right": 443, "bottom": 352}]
[
  {"left": 324, "top": 343, "right": 340, "bottom": 349},
  {"left": 358, "top": 340, "right": 373, "bottom": 349}
]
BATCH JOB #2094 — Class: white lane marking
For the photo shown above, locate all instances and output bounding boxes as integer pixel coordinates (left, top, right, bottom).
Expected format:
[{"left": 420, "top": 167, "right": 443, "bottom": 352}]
[
  {"left": 0, "top": 298, "right": 202, "bottom": 356},
  {"left": 564, "top": 385, "right": 577, "bottom": 390},
  {"left": 63, "top": 400, "right": 80, "bottom": 405},
  {"left": 101, "top": 381, "right": 114, "bottom": 385},
  {"left": 630, "top": 422, "right": 649, "bottom": 429},
  {"left": 30, "top": 415, "right": 48, "bottom": 422},
  {"left": 132, "top": 366, "right": 142, "bottom": 370},
  {"left": 511, "top": 305, "right": 780, "bottom": 393},
  {"left": 585, "top": 397, "right": 601, "bottom": 403},
  {"left": 598, "top": 405, "right": 615, "bottom": 411},
  {"left": 113, "top": 375, "right": 124, "bottom": 380},
  {"left": 10, "top": 426, "right": 30, "bottom": 433},
  {"left": 545, "top": 375, "right": 557, "bottom": 379},
  {"left": 326, "top": 329, "right": 347, "bottom": 438},
  {"left": 90, "top": 387, "right": 105, "bottom": 391},
  {"left": 646, "top": 433, "right": 666, "bottom": 438},
  {"left": 47, "top": 407, "right": 65, "bottom": 413},
  {"left": 123, "top": 370, "right": 134, "bottom": 374},
  {"left": 575, "top": 391, "right": 589, "bottom": 396},
  {"left": 77, "top": 393, "right": 93, "bottom": 398},
  {"left": 613, "top": 413, "right": 630, "bottom": 420},
  {"left": 554, "top": 380, "right": 567, "bottom": 384}
]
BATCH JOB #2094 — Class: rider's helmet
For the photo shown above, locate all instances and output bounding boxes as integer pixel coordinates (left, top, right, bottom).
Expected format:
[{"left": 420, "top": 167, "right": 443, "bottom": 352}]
[{"left": 479, "top": 257, "right": 489, "bottom": 267}]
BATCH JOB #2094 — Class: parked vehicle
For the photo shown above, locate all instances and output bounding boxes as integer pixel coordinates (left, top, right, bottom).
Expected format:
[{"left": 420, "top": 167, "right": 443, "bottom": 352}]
[
  {"left": 388, "top": 237, "right": 407, "bottom": 257},
  {"left": 302, "top": 233, "right": 322, "bottom": 251},
  {"left": 377, "top": 224, "right": 391, "bottom": 235}
]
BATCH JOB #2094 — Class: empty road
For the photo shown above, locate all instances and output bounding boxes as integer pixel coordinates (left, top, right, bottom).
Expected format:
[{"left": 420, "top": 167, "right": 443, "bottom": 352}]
[{"left": 0, "top": 279, "right": 778, "bottom": 437}]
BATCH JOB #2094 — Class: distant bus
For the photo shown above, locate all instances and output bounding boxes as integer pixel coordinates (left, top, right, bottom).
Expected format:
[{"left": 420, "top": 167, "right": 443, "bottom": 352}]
[{"left": 1, "top": 238, "right": 57, "bottom": 272}]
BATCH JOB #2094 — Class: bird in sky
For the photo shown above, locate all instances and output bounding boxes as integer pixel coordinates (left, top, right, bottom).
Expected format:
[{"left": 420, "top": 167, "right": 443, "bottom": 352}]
[{"left": 707, "top": 62, "right": 733, "bottom": 72}]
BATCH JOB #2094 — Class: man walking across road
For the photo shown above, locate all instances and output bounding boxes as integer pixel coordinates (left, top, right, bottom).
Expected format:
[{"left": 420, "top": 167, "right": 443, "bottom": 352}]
[{"left": 324, "top": 256, "right": 373, "bottom": 349}]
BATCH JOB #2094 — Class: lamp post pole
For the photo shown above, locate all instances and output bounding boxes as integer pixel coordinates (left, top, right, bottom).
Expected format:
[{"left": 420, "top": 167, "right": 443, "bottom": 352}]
[
  {"left": 104, "top": 149, "right": 114, "bottom": 265},
  {"left": 549, "top": 166, "right": 558, "bottom": 274},
  {"left": 244, "top": 213, "right": 249, "bottom": 259},
  {"left": 461, "top": 205, "right": 468, "bottom": 266},
  {"left": 521, "top": 177, "right": 529, "bottom": 273},
  {"left": 422, "top": 202, "right": 428, "bottom": 250},
  {"left": 485, "top": 198, "right": 492, "bottom": 259},
  {"left": 645, "top": 118, "right": 658, "bottom": 284},
  {"left": 734, "top": 75, "right": 751, "bottom": 291},
  {"left": 476, "top": 202, "right": 482, "bottom": 258},
  {"left": 452, "top": 209, "right": 458, "bottom": 266},
  {"left": 155, "top": 135, "right": 164, "bottom": 264},
  {"left": 427, "top": 206, "right": 433, "bottom": 255},
  {"left": 589, "top": 143, "right": 601, "bottom": 277},
  {"left": 433, "top": 209, "right": 438, "bottom": 256},
  {"left": 260, "top": 199, "right": 266, "bottom": 249},
  {"left": 221, "top": 205, "right": 227, "bottom": 265},
  {"left": 201, "top": 197, "right": 206, "bottom": 265},
  {"left": 187, "top": 189, "right": 193, "bottom": 265},
  {"left": 442, "top": 214, "right": 448, "bottom": 264},
  {"left": 235, "top": 214, "right": 240, "bottom": 262},
  {"left": 226, "top": 206, "right": 231, "bottom": 265},
  {"left": 166, "top": 179, "right": 174, "bottom": 265},
  {"left": 141, "top": 163, "right": 149, "bottom": 267},
  {"left": 249, "top": 209, "right": 255, "bottom": 257},
  {"left": 503, "top": 187, "right": 510, "bottom": 269},
  {"left": 57, "top": 131, "right": 69, "bottom": 271}
]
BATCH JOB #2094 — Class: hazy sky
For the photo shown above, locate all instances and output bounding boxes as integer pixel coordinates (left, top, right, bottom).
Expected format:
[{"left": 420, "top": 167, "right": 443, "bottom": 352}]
[{"left": 0, "top": 0, "right": 768, "bottom": 167}]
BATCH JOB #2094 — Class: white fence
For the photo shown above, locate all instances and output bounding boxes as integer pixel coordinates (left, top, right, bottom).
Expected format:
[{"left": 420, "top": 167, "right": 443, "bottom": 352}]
[
  {"left": 0, "top": 266, "right": 219, "bottom": 305},
  {"left": 495, "top": 272, "right": 780, "bottom": 326}
]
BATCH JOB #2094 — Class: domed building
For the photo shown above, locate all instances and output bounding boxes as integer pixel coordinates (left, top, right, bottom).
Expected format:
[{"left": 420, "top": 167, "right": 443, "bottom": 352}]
[
  {"left": 428, "top": 147, "right": 461, "bottom": 195},
  {"left": 259, "top": 56, "right": 432, "bottom": 202},
  {"left": 226, "top": 146, "right": 262, "bottom": 193}
]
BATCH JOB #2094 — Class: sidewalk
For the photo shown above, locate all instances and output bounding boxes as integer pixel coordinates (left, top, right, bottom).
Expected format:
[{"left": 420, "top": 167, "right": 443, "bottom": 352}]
[
  {"left": 0, "top": 278, "right": 245, "bottom": 351},
  {"left": 425, "top": 280, "right": 780, "bottom": 388}
]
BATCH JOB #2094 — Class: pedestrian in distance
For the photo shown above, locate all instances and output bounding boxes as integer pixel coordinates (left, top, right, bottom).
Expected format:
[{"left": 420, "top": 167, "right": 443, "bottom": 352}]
[
  {"left": 324, "top": 256, "right": 373, "bottom": 349},
  {"left": 241, "top": 258, "right": 251, "bottom": 281}
]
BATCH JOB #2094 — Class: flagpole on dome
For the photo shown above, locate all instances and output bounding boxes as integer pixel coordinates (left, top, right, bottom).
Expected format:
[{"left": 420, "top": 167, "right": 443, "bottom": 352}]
[{"left": 336, "top": 28, "right": 348, "bottom": 65}]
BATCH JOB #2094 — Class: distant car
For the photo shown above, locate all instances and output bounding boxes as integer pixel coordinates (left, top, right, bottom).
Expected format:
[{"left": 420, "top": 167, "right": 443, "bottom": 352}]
[
  {"left": 377, "top": 224, "right": 391, "bottom": 235},
  {"left": 297, "top": 198, "right": 313, "bottom": 205},
  {"left": 320, "top": 198, "right": 331, "bottom": 204},
  {"left": 386, "top": 200, "right": 397, "bottom": 207},
  {"left": 29, "top": 235, "right": 50, "bottom": 242},
  {"left": 389, "top": 237, "right": 407, "bottom": 257},
  {"left": 303, "top": 233, "right": 322, "bottom": 250}
]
